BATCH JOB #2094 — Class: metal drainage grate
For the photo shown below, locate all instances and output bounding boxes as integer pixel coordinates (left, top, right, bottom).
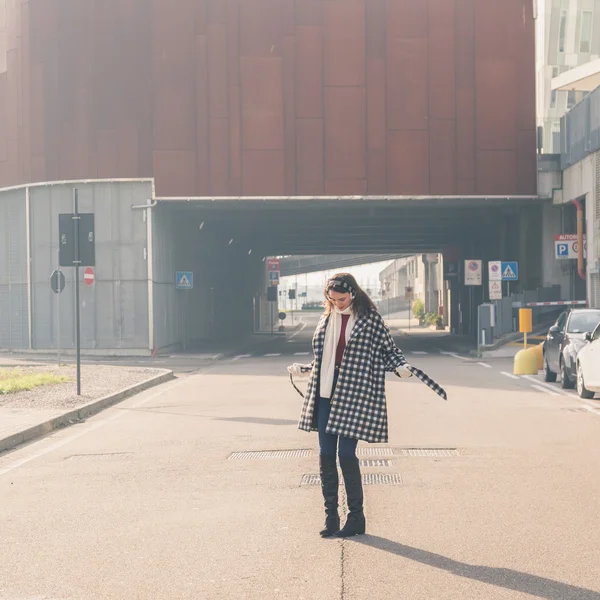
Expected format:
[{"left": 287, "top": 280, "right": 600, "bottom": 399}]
[
  {"left": 363, "top": 473, "right": 403, "bottom": 485},
  {"left": 64, "top": 452, "right": 133, "bottom": 460},
  {"left": 357, "top": 447, "right": 394, "bottom": 456},
  {"left": 228, "top": 449, "right": 312, "bottom": 460},
  {"left": 301, "top": 473, "right": 403, "bottom": 486},
  {"left": 394, "top": 448, "right": 459, "bottom": 457},
  {"left": 359, "top": 459, "right": 394, "bottom": 467}
]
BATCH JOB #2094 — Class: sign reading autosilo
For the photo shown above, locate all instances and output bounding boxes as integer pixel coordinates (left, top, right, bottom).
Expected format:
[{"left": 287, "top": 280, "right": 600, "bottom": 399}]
[{"left": 59, "top": 213, "right": 95, "bottom": 267}]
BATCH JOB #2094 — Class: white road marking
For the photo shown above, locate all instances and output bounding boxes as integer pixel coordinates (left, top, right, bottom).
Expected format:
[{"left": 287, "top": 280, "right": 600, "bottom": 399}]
[
  {"left": 500, "top": 371, "right": 520, "bottom": 380},
  {"left": 477, "top": 362, "right": 492, "bottom": 368},
  {"left": 264, "top": 353, "right": 282, "bottom": 357},
  {"left": 439, "top": 351, "right": 470, "bottom": 360},
  {"left": 232, "top": 354, "right": 252, "bottom": 361},
  {"left": 294, "top": 352, "right": 310, "bottom": 356},
  {"left": 520, "top": 375, "right": 574, "bottom": 397},
  {"left": 0, "top": 377, "right": 190, "bottom": 477},
  {"left": 411, "top": 351, "right": 428, "bottom": 355},
  {"left": 531, "top": 384, "right": 561, "bottom": 396},
  {"left": 287, "top": 319, "right": 308, "bottom": 341}
]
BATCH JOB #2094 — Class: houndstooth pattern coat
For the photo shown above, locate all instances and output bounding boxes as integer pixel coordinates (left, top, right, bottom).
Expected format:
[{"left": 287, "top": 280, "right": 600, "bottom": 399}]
[{"left": 298, "top": 309, "right": 415, "bottom": 444}]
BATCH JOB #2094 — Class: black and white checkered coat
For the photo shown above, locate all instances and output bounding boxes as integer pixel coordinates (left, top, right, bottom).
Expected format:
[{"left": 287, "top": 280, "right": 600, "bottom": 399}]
[{"left": 298, "top": 309, "right": 446, "bottom": 443}]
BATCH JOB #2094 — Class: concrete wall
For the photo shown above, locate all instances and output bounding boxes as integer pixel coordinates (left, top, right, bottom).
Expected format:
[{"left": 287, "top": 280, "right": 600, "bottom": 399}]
[
  {"left": 0, "top": 180, "right": 153, "bottom": 353},
  {"left": 0, "top": 189, "right": 28, "bottom": 349}
]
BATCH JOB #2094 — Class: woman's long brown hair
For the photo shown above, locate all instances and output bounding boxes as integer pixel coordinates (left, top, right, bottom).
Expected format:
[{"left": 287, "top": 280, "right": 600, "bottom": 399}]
[{"left": 323, "top": 272, "right": 378, "bottom": 317}]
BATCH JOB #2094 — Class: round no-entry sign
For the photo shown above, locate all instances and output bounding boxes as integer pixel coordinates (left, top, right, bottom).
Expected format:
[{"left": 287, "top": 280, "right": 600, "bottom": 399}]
[{"left": 83, "top": 267, "right": 95, "bottom": 286}]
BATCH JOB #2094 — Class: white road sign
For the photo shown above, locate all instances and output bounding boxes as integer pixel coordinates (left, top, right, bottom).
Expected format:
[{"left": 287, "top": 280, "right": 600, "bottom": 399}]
[
  {"left": 464, "top": 259, "right": 482, "bottom": 286},
  {"left": 488, "top": 261, "right": 502, "bottom": 281},
  {"left": 489, "top": 280, "right": 502, "bottom": 300},
  {"left": 554, "top": 234, "right": 587, "bottom": 260}
]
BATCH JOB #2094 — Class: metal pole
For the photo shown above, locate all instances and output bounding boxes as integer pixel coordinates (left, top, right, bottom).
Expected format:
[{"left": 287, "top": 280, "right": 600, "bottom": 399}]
[
  {"left": 57, "top": 250, "right": 61, "bottom": 367},
  {"left": 73, "top": 188, "right": 81, "bottom": 395}
]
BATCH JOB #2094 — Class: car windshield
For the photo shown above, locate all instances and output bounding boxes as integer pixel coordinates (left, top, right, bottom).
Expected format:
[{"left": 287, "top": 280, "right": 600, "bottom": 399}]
[{"left": 567, "top": 311, "right": 600, "bottom": 333}]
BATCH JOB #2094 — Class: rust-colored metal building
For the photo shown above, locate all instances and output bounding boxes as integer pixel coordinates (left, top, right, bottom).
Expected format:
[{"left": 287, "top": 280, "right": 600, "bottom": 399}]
[{"left": 0, "top": 0, "right": 536, "bottom": 197}]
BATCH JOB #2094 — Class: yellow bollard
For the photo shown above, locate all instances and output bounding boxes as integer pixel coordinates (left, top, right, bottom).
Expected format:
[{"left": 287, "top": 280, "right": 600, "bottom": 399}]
[
  {"left": 513, "top": 348, "right": 539, "bottom": 375},
  {"left": 530, "top": 344, "right": 544, "bottom": 371}
]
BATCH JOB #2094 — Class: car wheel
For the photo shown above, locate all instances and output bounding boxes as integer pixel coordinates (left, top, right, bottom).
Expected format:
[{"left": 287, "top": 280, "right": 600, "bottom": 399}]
[
  {"left": 560, "top": 358, "right": 574, "bottom": 389},
  {"left": 577, "top": 363, "right": 595, "bottom": 399},
  {"left": 543, "top": 354, "right": 557, "bottom": 382}
]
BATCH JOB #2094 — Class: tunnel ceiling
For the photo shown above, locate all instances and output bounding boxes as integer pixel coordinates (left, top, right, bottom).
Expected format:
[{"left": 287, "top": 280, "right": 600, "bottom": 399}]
[{"left": 160, "top": 197, "right": 547, "bottom": 256}]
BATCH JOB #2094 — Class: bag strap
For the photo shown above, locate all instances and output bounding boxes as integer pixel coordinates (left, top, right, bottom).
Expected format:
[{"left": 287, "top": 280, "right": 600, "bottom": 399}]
[{"left": 289, "top": 372, "right": 305, "bottom": 398}]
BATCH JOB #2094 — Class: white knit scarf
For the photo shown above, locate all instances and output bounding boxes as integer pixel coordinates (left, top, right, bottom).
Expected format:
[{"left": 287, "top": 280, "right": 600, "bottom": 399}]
[{"left": 319, "top": 305, "right": 356, "bottom": 398}]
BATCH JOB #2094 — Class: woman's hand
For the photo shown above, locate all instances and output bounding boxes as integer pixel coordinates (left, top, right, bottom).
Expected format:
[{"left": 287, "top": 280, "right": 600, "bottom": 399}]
[
  {"left": 395, "top": 364, "right": 413, "bottom": 379},
  {"left": 287, "top": 363, "right": 311, "bottom": 379}
]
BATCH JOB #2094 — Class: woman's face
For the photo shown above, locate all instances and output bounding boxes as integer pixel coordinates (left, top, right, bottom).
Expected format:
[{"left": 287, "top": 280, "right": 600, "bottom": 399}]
[{"left": 328, "top": 289, "right": 353, "bottom": 311}]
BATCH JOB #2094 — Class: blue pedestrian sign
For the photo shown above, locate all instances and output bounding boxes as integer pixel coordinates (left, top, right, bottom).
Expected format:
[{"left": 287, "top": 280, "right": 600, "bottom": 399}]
[
  {"left": 501, "top": 262, "right": 518, "bottom": 281},
  {"left": 176, "top": 271, "right": 193, "bottom": 289}
]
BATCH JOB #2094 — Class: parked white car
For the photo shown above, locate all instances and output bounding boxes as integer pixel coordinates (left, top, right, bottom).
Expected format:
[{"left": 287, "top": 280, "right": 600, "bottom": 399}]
[{"left": 576, "top": 322, "right": 600, "bottom": 398}]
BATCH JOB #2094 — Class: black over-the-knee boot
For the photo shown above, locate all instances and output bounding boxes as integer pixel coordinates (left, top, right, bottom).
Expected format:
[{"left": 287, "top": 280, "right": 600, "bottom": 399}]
[
  {"left": 319, "top": 455, "right": 340, "bottom": 537},
  {"left": 335, "top": 456, "right": 366, "bottom": 537}
]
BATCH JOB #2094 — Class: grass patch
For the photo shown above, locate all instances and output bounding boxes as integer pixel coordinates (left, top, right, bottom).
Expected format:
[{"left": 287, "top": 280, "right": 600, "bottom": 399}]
[{"left": 0, "top": 368, "right": 69, "bottom": 395}]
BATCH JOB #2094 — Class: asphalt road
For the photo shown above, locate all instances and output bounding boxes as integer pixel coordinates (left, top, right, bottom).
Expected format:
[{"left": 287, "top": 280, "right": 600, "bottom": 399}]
[{"left": 1, "top": 314, "right": 600, "bottom": 599}]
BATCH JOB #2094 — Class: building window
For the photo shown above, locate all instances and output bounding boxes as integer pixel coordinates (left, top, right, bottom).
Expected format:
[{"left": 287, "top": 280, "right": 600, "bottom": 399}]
[
  {"left": 567, "top": 90, "right": 576, "bottom": 108},
  {"left": 579, "top": 11, "right": 593, "bottom": 53},
  {"left": 558, "top": 10, "right": 567, "bottom": 53},
  {"left": 550, "top": 67, "right": 559, "bottom": 109}
]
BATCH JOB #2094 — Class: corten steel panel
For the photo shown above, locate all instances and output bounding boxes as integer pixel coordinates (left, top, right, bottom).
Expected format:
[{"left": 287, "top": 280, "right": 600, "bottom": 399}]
[
  {"left": 229, "top": 85, "right": 243, "bottom": 194},
  {"left": 295, "top": 0, "right": 323, "bottom": 26},
  {"left": 476, "top": 59, "right": 517, "bottom": 151},
  {"left": 476, "top": 151, "right": 517, "bottom": 195},
  {"left": 324, "top": 87, "right": 366, "bottom": 181},
  {"left": 2, "top": 0, "right": 536, "bottom": 197},
  {"left": 242, "top": 151, "right": 285, "bottom": 195},
  {"left": 153, "top": 87, "right": 197, "bottom": 151},
  {"left": 325, "top": 179, "right": 367, "bottom": 195},
  {"left": 367, "top": 149, "right": 387, "bottom": 194},
  {"left": 208, "top": 0, "right": 227, "bottom": 24},
  {"left": 386, "top": 37, "right": 428, "bottom": 130},
  {"left": 456, "top": 88, "right": 475, "bottom": 181},
  {"left": 241, "top": 57, "right": 284, "bottom": 150},
  {"left": 240, "top": 0, "right": 283, "bottom": 57},
  {"left": 367, "top": 59, "right": 386, "bottom": 150},
  {"left": 227, "top": 0, "right": 240, "bottom": 86},
  {"left": 209, "top": 118, "right": 229, "bottom": 195},
  {"left": 429, "top": 119, "right": 456, "bottom": 194},
  {"left": 386, "top": 0, "right": 427, "bottom": 38},
  {"left": 388, "top": 131, "right": 429, "bottom": 194},
  {"left": 296, "top": 119, "right": 324, "bottom": 194},
  {"left": 208, "top": 24, "right": 228, "bottom": 119},
  {"left": 517, "top": 130, "right": 537, "bottom": 193},
  {"left": 366, "top": 0, "right": 386, "bottom": 58},
  {"left": 428, "top": 1, "right": 455, "bottom": 120},
  {"left": 324, "top": 0, "right": 366, "bottom": 87},
  {"left": 295, "top": 27, "right": 323, "bottom": 119},
  {"left": 196, "top": 34, "right": 210, "bottom": 194},
  {"left": 154, "top": 151, "right": 197, "bottom": 197},
  {"left": 283, "top": 36, "right": 297, "bottom": 194}
]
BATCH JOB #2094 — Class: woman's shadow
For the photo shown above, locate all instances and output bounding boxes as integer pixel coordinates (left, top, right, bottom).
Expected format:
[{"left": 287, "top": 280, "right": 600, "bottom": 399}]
[{"left": 353, "top": 535, "right": 600, "bottom": 599}]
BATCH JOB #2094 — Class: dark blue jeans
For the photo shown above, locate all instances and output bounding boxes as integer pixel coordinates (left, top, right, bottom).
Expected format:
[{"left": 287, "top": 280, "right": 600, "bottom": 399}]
[{"left": 317, "top": 395, "right": 359, "bottom": 458}]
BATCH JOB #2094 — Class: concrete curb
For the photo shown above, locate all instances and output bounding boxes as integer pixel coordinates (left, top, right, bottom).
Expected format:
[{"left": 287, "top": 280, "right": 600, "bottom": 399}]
[{"left": 0, "top": 369, "right": 175, "bottom": 455}]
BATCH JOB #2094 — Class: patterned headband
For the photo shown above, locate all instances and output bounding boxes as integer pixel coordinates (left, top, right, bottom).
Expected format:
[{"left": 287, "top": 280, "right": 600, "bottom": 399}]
[{"left": 327, "top": 279, "right": 356, "bottom": 298}]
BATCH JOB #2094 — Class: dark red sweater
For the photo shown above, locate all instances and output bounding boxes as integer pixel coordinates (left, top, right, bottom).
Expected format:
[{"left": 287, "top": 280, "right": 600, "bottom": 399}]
[{"left": 335, "top": 314, "right": 350, "bottom": 366}]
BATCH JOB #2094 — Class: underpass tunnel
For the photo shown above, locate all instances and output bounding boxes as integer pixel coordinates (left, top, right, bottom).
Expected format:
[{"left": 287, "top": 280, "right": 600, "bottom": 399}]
[{"left": 153, "top": 198, "right": 547, "bottom": 350}]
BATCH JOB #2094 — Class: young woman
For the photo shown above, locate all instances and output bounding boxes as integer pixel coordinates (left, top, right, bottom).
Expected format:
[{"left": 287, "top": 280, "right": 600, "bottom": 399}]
[{"left": 288, "top": 273, "right": 446, "bottom": 539}]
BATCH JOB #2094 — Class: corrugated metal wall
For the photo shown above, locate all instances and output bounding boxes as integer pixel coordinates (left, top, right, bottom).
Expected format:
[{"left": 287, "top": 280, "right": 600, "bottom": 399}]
[
  {"left": 0, "top": 181, "right": 153, "bottom": 352},
  {"left": 0, "top": 189, "right": 29, "bottom": 349},
  {"left": 0, "top": 0, "right": 536, "bottom": 198}
]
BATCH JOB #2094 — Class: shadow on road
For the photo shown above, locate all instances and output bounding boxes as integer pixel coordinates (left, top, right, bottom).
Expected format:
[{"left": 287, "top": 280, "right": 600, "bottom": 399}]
[{"left": 354, "top": 536, "right": 600, "bottom": 599}]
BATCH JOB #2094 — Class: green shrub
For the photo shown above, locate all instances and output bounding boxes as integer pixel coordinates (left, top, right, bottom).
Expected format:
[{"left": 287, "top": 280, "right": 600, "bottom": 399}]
[{"left": 412, "top": 299, "right": 425, "bottom": 320}]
